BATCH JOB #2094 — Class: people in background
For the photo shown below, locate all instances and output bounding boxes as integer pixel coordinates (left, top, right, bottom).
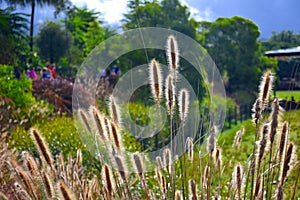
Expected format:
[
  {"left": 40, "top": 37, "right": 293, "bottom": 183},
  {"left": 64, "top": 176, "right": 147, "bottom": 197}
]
[
  {"left": 29, "top": 68, "right": 38, "bottom": 80},
  {"left": 48, "top": 63, "right": 57, "bottom": 79},
  {"left": 14, "top": 66, "right": 21, "bottom": 80},
  {"left": 42, "top": 67, "right": 51, "bottom": 79}
]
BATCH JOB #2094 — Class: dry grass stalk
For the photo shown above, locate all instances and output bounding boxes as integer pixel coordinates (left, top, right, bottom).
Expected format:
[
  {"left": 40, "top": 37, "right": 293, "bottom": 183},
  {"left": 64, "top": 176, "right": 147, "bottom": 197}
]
[
  {"left": 232, "top": 126, "right": 245, "bottom": 148},
  {"left": 24, "top": 154, "right": 39, "bottom": 176},
  {"left": 149, "top": 59, "right": 163, "bottom": 105},
  {"left": 30, "top": 128, "right": 54, "bottom": 170},
  {"left": 178, "top": 89, "right": 189, "bottom": 122},
  {"left": 165, "top": 74, "right": 175, "bottom": 116}
]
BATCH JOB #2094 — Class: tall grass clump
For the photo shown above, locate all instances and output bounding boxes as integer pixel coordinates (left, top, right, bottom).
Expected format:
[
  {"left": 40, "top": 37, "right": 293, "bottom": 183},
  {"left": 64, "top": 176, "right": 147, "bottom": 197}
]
[{"left": 1, "top": 35, "right": 299, "bottom": 200}]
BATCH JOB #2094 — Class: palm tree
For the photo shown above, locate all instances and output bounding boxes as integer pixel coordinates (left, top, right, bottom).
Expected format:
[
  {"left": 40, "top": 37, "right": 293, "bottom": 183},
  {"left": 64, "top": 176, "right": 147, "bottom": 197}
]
[
  {"left": 0, "top": 7, "right": 28, "bottom": 64},
  {"left": 1, "top": 0, "right": 70, "bottom": 58}
]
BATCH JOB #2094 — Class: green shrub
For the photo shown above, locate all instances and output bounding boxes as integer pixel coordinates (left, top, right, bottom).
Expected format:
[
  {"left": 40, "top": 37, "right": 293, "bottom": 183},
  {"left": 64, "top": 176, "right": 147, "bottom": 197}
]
[
  {"left": 0, "top": 64, "right": 35, "bottom": 108},
  {"left": 9, "top": 116, "right": 97, "bottom": 168}
]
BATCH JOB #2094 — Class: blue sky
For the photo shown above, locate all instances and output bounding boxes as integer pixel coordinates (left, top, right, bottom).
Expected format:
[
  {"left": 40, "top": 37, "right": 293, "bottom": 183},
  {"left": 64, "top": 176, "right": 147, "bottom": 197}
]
[{"left": 1, "top": 0, "right": 299, "bottom": 39}]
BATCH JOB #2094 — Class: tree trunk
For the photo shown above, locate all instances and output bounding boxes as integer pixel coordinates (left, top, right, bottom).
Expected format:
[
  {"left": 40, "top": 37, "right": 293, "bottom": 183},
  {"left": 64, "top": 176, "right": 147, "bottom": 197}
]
[{"left": 29, "top": 0, "right": 35, "bottom": 62}]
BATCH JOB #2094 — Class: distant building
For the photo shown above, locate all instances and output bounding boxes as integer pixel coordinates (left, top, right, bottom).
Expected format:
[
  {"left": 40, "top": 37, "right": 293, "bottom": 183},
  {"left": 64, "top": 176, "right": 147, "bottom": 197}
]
[{"left": 264, "top": 46, "right": 300, "bottom": 90}]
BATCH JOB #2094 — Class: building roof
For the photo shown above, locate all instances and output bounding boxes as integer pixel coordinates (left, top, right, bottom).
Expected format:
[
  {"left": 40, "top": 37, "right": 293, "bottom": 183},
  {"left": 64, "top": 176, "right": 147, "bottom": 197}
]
[{"left": 265, "top": 46, "right": 300, "bottom": 57}]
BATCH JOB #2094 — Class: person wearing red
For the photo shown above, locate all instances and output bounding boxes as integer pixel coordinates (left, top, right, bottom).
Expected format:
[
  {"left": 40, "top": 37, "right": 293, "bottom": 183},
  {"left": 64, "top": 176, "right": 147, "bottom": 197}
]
[{"left": 48, "top": 63, "right": 57, "bottom": 79}]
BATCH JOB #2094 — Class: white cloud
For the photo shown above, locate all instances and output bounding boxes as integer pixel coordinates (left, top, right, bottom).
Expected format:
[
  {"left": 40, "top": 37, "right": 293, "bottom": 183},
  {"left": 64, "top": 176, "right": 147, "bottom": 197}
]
[
  {"left": 70, "top": 0, "right": 213, "bottom": 24},
  {"left": 180, "top": 0, "right": 214, "bottom": 21},
  {"left": 70, "top": 0, "right": 128, "bottom": 24}
]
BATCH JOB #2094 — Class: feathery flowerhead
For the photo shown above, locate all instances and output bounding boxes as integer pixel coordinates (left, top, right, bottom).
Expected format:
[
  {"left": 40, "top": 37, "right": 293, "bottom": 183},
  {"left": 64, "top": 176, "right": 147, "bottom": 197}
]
[
  {"left": 30, "top": 128, "right": 54, "bottom": 170},
  {"left": 178, "top": 88, "right": 190, "bottom": 122},
  {"left": 89, "top": 106, "right": 107, "bottom": 141},
  {"left": 189, "top": 179, "right": 198, "bottom": 200},
  {"left": 78, "top": 109, "right": 92, "bottom": 133},
  {"left": 252, "top": 98, "right": 262, "bottom": 125},
  {"left": 114, "top": 155, "right": 128, "bottom": 181},
  {"left": 102, "top": 164, "right": 115, "bottom": 197},
  {"left": 149, "top": 59, "right": 163, "bottom": 105},
  {"left": 233, "top": 126, "right": 245, "bottom": 148},
  {"left": 164, "top": 148, "right": 172, "bottom": 173},
  {"left": 278, "top": 122, "right": 289, "bottom": 163},
  {"left": 58, "top": 180, "right": 74, "bottom": 200},
  {"left": 132, "top": 152, "right": 145, "bottom": 177},
  {"left": 256, "top": 122, "right": 270, "bottom": 164},
  {"left": 175, "top": 190, "right": 182, "bottom": 200},
  {"left": 207, "top": 125, "right": 217, "bottom": 154},
  {"left": 166, "top": 35, "right": 179, "bottom": 77},
  {"left": 213, "top": 147, "right": 222, "bottom": 169},
  {"left": 108, "top": 120, "right": 123, "bottom": 150},
  {"left": 186, "top": 137, "right": 194, "bottom": 161},
  {"left": 259, "top": 70, "right": 274, "bottom": 110},
  {"left": 109, "top": 95, "right": 121, "bottom": 126},
  {"left": 165, "top": 74, "right": 175, "bottom": 115},
  {"left": 232, "top": 163, "right": 243, "bottom": 198},
  {"left": 269, "top": 98, "right": 283, "bottom": 144},
  {"left": 280, "top": 142, "right": 296, "bottom": 185}
]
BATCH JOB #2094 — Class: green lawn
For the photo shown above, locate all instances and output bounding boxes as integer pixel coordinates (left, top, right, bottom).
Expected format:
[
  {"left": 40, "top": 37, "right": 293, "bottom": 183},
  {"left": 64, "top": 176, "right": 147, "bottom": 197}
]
[
  {"left": 217, "top": 110, "right": 300, "bottom": 199},
  {"left": 274, "top": 90, "right": 300, "bottom": 101}
]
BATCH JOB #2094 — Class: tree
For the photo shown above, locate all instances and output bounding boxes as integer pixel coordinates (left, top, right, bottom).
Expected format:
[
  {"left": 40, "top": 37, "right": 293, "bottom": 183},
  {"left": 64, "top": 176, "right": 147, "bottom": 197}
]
[
  {"left": 0, "top": 7, "right": 28, "bottom": 65},
  {"left": 36, "top": 21, "right": 72, "bottom": 63},
  {"left": 64, "top": 6, "right": 114, "bottom": 66},
  {"left": 262, "top": 30, "right": 300, "bottom": 51},
  {"left": 200, "top": 16, "right": 274, "bottom": 104},
  {"left": 123, "top": 0, "right": 199, "bottom": 39},
  {"left": 1, "top": 0, "right": 70, "bottom": 57}
]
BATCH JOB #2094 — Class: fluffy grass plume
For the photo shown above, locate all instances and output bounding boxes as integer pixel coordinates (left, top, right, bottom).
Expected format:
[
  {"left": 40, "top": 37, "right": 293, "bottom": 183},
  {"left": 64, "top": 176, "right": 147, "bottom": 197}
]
[
  {"left": 78, "top": 109, "right": 92, "bottom": 133},
  {"left": 269, "top": 98, "right": 283, "bottom": 144},
  {"left": 233, "top": 126, "right": 245, "bottom": 148},
  {"left": 109, "top": 95, "right": 121, "bottom": 125},
  {"left": 58, "top": 180, "right": 75, "bottom": 200},
  {"left": 165, "top": 74, "right": 175, "bottom": 115},
  {"left": 166, "top": 35, "right": 179, "bottom": 78},
  {"left": 251, "top": 98, "right": 262, "bottom": 125},
  {"left": 186, "top": 137, "right": 194, "bottom": 161},
  {"left": 102, "top": 164, "right": 115, "bottom": 197},
  {"left": 232, "top": 163, "right": 243, "bottom": 199},
  {"left": 90, "top": 106, "right": 108, "bottom": 141},
  {"left": 149, "top": 59, "right": 163, "bottom": 105},
  {"left": 259, "top": 70, "right": 274, "bottom": 110},
  {"left": 178, "top": 88, "right": 189, "bottom": 123},
  {"left": 30, "top": 128, "right": 54, "bottom": 170}
]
